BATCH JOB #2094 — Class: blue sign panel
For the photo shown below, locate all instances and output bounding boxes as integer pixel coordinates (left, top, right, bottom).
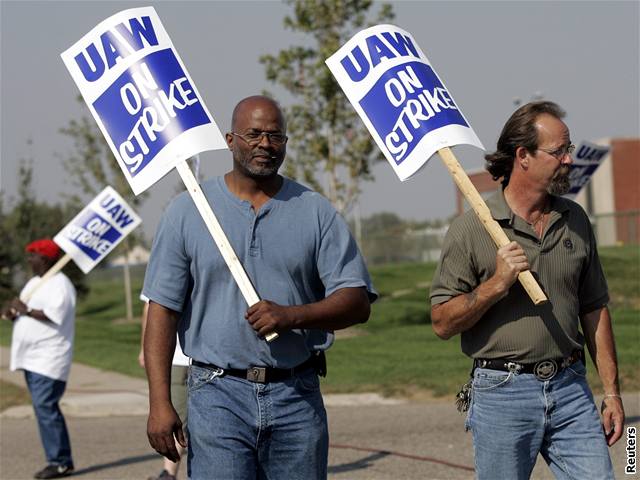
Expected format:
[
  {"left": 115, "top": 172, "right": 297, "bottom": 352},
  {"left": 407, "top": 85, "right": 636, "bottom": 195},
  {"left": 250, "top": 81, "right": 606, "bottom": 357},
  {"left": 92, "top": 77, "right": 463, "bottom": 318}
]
[
  {"left": 359, "top": 62, "right": 468, "bottom": 165},
  {"left": 92, "top": 48, "right": 210, "bottom": 177},
  {"left": 66, "top": 210, "right": 123, "bottom": 260}
]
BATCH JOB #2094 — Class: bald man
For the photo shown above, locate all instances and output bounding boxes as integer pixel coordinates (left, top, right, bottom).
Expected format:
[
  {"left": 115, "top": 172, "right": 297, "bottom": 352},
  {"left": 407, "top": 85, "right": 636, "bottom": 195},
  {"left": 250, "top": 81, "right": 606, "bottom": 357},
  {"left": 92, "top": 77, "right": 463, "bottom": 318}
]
[{"left": 143, "top": 96, "right": 376, "bottom": 479}]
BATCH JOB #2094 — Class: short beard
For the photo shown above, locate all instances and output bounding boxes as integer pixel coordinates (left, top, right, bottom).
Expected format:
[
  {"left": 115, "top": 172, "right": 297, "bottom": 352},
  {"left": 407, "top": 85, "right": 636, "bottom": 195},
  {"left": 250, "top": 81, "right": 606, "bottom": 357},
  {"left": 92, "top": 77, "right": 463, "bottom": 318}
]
[
  {"left": 243, "top": 161, "right": 280, "bottom": 178},
  {"left": 235, "top": 152, "right": 282, "bottom": 178},
  {"left": 547, "top": 166, "right": 571, "bottom": 196}
]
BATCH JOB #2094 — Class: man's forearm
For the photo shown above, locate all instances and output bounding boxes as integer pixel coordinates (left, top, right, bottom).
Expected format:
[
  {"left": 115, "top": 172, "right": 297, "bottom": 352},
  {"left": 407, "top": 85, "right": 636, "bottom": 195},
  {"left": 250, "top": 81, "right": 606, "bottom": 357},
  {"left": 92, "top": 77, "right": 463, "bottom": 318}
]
[
  {"left": 431, "top": 277, "right": 507, "bottom": 340},
  {"left": 581, "top": 307, "right": 621, "bottom": 394},
  {"left": 145, "top": 302, "right": 179, "bottom": 406},
  {"left": 245, "top": 287, "right": 371, "bottom": 337},
  {"left": 289, "top": 287, "right": 371, "bottom": 331}
]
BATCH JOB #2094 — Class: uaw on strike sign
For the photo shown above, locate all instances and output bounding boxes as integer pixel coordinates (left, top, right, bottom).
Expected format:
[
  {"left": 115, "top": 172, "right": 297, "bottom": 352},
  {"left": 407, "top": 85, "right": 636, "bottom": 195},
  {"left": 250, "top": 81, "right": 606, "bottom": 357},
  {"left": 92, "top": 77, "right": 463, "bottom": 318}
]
[
  {"left": 565, "top": 141, "right": 610, "bottom": 199},
  {"left": 54, "top": 186, "right": 141, "bottom": 273},
  {"left": 326, "top": 24, "right": 484, "bottom": 181},
  {"left": 60, "top": 7, "right": 226, "bottom": 195}
]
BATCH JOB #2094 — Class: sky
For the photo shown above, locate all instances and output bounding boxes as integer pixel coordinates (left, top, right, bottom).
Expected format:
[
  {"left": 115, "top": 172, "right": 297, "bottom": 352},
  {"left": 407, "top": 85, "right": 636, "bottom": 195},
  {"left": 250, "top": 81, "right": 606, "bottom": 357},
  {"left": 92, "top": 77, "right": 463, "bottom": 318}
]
[{"left": 1, "top": 0, "right": 639, "bottom": 240}]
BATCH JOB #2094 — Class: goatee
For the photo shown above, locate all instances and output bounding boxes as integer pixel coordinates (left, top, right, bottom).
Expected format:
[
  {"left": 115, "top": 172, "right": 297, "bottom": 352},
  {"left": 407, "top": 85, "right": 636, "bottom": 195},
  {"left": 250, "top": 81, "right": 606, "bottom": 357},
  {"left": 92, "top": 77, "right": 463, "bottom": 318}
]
[{"left": 548, "top": 166, "right": 571, "bottom": 196}]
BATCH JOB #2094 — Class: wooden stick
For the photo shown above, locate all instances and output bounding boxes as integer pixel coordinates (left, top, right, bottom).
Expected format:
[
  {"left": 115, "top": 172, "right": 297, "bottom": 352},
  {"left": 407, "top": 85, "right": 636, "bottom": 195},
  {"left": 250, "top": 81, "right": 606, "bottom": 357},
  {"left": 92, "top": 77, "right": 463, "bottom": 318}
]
[
  {"left": 176, "top": 161, "right": 279, "bottom": 341},
  {"left": 438, "top": 147, "right": 548, "bottom": 305},
  {"left": 21, "top": 254, "right": 72, "bottom": 303}
]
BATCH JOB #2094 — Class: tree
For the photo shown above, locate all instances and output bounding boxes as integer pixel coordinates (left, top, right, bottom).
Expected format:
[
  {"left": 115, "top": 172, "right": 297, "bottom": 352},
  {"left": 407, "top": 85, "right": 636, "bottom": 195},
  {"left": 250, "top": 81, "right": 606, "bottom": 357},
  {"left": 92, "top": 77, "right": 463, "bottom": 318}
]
[
  {"left": 261, "top": 0, "right": 394, "bottom": 214},
  {"left": 59, "top": 97, "right": 148, "bottom": 321},
  {"left": 0, "top": 156, "right": 87, "bottom": 305}
]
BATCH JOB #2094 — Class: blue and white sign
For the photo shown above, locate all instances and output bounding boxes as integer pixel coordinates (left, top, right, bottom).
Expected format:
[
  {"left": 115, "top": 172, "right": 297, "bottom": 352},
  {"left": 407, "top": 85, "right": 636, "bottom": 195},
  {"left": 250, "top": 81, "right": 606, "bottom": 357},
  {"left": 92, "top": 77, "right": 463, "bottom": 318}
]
[
  {"left": 54, "top": 186, "right": 142, "bottom": 273},
  {"left": 326, "top": 25, "right": 484, "bottom": 181},
  {"left": 61, "top": 7, "right": 227, "bottom": 195},
  {"left": 565, "top": 140, "right": 610, "bottom": 199}
]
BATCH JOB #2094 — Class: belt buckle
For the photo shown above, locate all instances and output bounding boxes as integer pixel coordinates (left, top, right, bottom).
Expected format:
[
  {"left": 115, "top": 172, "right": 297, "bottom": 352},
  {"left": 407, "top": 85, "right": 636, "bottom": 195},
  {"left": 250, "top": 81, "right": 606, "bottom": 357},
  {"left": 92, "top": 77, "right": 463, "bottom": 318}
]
[
  {"left": 533, "top": 359, "right": 558, "bottom": 381},
  {"left": 246, "top": 367, "right": 267, "bottom": 383}
]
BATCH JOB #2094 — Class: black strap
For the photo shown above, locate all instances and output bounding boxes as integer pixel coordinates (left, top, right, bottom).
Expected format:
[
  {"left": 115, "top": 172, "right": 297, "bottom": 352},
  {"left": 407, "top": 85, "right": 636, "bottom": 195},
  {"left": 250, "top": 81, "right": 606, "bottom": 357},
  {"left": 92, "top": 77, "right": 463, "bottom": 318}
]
[{"left": 192, "top": 353, "right": 322, "bottom": 383}]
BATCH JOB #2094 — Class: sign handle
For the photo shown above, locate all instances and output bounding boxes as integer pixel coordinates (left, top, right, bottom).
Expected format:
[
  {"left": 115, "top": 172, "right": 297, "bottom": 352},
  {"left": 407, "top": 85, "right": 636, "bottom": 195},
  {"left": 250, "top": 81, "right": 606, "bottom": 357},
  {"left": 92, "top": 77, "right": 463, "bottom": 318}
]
[
  {"left": 21, "top": 254, "right": 72, "bottom": 303},
  {"left": 438, "top": 147, "right": 548, "bottom": 305},
  {"left": 176, "top": 161, "right": 279, "bottom": 341}
]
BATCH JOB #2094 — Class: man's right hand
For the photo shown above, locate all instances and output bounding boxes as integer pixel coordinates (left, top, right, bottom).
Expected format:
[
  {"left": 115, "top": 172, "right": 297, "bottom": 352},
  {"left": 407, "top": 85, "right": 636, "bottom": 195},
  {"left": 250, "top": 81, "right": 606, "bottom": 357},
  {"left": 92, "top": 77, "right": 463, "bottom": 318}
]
[
  {"left": 492, "top": 241, "right": 529, "bottom": 294},
  {"left": 147, "top": 402, "right": 186, "bottom": 462}
]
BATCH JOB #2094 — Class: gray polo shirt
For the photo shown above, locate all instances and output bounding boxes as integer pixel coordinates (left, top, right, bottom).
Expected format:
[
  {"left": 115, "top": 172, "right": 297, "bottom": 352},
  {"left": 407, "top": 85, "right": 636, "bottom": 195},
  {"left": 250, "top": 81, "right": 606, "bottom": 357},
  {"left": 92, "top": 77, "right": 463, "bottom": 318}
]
[
  {"left": 143, "top": 176, "right": 376, "bottom": 369},
  {"left": 430, "top": 189, "right": 608, "bottom": 362}
]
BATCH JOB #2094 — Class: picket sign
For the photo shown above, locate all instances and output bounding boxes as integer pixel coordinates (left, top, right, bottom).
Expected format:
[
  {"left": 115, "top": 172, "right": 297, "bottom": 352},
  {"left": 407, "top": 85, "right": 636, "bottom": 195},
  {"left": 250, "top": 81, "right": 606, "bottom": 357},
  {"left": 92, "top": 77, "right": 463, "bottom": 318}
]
[
  {"left": 60, "top": 7, "right": 278, "bottom": 341},
  {"left": 176, "top": 161, "right": 278, "bottom": 341},
  {"left": 438, "top": 148, "right": 547, "bottom": 304},
  {"left": 19, "top": 255, "right": 72, "bottom": 303},
  {"left": 326, "top": 24, "right": 547, "bottom": 305}
]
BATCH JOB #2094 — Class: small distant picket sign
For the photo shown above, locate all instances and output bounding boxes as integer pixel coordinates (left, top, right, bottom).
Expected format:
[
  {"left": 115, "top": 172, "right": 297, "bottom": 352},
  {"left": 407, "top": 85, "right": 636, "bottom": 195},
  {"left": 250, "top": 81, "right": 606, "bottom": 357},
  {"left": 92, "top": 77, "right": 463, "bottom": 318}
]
[
  {"left": 326, "top": 24, "right": 547, "bottom": 304},
  {"left": 565, "top": 141, "right": 610, "bottom": 199},
  {"left": 60, "top": 7, "right": 276, "bottom": 339},
  {"left": 21, "top": 186, "right": 141, "bottom": 302}
]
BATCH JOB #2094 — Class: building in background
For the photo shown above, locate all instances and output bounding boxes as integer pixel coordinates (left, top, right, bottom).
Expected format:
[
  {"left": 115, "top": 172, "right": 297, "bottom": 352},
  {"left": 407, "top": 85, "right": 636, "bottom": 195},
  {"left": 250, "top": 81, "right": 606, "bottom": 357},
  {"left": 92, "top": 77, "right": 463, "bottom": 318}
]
[{"left": 454, "top": 138, "right": 640, "bottom": 246}]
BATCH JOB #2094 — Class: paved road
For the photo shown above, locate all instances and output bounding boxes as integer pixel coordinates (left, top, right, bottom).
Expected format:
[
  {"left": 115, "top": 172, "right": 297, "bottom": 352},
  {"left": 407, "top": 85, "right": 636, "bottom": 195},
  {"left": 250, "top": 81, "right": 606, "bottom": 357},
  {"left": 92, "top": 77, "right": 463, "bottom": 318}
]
[{"left": 1, "top": 346, "right": 638, "bottom": 480}]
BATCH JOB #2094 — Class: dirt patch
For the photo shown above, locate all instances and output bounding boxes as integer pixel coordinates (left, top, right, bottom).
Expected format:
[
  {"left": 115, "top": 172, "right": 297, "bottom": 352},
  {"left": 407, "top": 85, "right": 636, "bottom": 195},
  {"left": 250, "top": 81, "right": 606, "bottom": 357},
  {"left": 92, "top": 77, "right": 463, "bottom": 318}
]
[{"left": 335, "top": 327, "right": 368, "bottom": 339}]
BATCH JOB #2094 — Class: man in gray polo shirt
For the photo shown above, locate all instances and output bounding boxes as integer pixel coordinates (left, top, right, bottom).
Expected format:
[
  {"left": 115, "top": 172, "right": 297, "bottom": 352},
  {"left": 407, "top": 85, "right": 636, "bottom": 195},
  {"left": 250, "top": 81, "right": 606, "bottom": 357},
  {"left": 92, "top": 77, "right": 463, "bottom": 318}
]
[
  {"left": 143, "top": 95, "right": 376, "bottom": 479},
  {"left": 430, "top": 101, "right": 624, "bottom": 480}
]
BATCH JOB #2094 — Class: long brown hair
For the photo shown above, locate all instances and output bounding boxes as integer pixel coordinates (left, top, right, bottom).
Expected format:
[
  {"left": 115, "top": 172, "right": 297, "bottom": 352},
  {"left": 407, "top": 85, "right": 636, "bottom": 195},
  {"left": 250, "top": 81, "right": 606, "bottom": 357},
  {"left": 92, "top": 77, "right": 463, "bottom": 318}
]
[{"left": 485, "top": 101, "right": 566, "bottom": 186}]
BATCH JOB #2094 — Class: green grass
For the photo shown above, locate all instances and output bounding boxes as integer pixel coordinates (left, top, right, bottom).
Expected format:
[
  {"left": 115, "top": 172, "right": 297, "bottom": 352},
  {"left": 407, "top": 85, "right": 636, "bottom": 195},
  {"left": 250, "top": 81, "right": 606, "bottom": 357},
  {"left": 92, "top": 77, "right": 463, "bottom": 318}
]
[
  {"left": 322, "top": 245, "right": 640, "bottom": 397},
  {"left": 1, "top": 246, "right": 638, "bottom": 396}
]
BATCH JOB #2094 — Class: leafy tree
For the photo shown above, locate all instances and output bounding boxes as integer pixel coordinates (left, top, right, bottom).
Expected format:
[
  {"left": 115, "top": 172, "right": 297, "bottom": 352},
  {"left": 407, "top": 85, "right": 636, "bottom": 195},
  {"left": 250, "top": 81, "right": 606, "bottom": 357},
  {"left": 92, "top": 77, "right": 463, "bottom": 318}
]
[
  {"left": 261, "top": 0, "right": 394, "bottom": 214},
  {"left": 0, "top": 157, "right": 87, "bottom": 305}
]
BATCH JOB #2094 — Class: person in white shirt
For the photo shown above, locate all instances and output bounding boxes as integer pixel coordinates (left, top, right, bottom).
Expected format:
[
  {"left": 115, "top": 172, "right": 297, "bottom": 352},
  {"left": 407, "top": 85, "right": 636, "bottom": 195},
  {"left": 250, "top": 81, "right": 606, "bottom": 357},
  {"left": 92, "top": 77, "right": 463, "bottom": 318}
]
[
  {"left": 2, "top": 239, "right": 76, "bottom": 479},
  {"left": 139, "top": 295, "right": 189, "bottom": 480}
]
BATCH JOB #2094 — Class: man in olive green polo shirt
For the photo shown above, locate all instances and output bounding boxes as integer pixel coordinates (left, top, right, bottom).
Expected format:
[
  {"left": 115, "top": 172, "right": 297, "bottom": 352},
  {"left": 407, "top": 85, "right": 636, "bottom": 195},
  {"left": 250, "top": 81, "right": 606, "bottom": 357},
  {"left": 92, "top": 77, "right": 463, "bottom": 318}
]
[{"left": 430, "top": 101, "right": 624, "bottom": 480}]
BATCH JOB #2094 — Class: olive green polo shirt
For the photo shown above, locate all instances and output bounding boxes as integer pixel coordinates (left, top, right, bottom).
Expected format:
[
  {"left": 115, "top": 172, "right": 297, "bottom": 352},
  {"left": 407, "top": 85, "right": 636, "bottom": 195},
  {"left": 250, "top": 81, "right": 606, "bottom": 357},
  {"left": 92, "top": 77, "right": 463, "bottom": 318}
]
[{"left": 430, "top": 189, "right": 609, "bottom": 362}]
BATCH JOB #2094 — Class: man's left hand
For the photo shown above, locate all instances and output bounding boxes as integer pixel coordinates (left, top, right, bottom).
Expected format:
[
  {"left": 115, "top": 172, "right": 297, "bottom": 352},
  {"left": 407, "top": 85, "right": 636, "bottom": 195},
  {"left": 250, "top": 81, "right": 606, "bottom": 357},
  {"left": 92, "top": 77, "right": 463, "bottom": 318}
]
[
  {"left": 1, "top": 298, "right": 27, "bottom": 321},
  {"left": 246, "top": 300, "right": 295, "bottom": 337},
  {"left": 601, "top": 395, "right": 625, "bottom": 446}
]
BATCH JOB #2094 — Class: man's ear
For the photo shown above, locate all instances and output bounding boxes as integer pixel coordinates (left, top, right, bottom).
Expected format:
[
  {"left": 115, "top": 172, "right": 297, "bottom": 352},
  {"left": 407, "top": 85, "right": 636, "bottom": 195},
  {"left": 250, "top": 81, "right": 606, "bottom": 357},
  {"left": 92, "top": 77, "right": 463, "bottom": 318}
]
[
  {"left": 515, "top": 146, "right": 530, "bottom": 168},
  {"left": 225, "top": 133, "right": 234, "bottom": 151}
]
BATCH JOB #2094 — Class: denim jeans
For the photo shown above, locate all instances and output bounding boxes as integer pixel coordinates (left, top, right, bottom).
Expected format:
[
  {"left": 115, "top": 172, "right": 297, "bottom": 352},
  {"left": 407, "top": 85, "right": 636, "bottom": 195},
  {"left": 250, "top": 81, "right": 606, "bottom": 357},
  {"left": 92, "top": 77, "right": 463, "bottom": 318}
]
[
  {"left": 186, "top": 365, "right": 328, "bottom": 480},
  {"left": 466, "top": 361, "right": 613, "bottom": 480},
  {"left": 24, "top": 370, "right": 73, "bottom": 467}
]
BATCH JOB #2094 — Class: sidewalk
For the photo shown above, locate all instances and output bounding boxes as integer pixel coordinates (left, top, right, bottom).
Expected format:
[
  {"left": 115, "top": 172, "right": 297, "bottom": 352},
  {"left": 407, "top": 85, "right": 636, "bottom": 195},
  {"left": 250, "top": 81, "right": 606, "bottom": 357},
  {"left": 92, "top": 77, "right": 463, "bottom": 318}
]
[
  {"left": 2, "top": 346, "right": 638, "bottom": 480},
  {"left": 0, "top": 346, "right": 150, "bottom": 418},
  {"left": 0, "top": 346, "right": 402, "bottom": 419}
]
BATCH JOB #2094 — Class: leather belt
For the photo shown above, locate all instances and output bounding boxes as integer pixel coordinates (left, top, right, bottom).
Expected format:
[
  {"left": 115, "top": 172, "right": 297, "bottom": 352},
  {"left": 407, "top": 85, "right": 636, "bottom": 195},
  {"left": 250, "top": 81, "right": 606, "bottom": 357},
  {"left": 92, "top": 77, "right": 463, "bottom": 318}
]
[
  {"left": 192, "top": 355, "right": 318, "bottom": 384},
  {"left": 474, "top": 350, "right": 583, "bottom": 381}
]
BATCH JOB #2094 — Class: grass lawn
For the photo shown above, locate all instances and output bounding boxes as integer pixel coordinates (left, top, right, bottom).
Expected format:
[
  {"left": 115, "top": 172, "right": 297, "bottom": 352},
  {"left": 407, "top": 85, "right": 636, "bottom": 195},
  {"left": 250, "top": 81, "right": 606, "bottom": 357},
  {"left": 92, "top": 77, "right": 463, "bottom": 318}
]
[{"left": 1, "top": 246, "right": 638, "bottom": 398}]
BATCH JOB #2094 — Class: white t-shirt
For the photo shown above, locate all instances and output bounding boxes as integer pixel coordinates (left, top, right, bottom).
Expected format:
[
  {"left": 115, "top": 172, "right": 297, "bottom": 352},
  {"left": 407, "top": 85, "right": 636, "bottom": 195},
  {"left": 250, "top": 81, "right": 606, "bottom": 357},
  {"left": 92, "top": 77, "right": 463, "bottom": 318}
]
[
  {"left": 10, "top": 272, "right": 76, "bottom": 381},
  {"left": 140, "top": 294, "right": 189, "bottom": 367}
]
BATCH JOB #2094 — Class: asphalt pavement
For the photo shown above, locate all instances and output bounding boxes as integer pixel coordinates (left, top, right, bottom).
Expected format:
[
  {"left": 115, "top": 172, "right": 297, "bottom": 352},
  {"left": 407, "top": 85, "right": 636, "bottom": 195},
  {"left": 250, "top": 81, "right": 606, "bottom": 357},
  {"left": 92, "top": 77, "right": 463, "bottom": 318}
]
[{"left": 1, "top": 346, "right": 638, "bottom": 480}]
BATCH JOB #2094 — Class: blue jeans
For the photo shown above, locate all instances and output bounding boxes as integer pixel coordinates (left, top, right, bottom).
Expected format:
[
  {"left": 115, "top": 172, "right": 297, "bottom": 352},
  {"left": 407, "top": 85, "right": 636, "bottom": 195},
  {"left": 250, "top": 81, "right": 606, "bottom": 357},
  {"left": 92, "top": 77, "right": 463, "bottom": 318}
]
[
  {"left": 466, "top": 361, "right": 613, "bottom": 480},
  {"left": 187, "top": 365, "right": 328, "bottom": 480},
  {"left": 24, "top": 370, "right": 73, "bottom": 467}
]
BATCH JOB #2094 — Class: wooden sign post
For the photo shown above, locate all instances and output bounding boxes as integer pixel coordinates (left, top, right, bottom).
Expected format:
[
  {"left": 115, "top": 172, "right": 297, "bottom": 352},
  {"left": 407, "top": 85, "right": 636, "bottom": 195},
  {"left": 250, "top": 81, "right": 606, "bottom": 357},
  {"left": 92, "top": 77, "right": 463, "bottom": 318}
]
[{"left": 438, "top": 147, "right": 547, "bottom": 304}]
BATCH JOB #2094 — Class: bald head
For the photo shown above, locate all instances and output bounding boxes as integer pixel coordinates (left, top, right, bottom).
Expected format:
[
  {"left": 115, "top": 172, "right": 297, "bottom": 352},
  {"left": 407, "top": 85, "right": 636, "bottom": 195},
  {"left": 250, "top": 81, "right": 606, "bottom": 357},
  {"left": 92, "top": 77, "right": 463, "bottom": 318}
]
[{"left": 231, "top": 95, "right": 286, "bottom": 133}]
